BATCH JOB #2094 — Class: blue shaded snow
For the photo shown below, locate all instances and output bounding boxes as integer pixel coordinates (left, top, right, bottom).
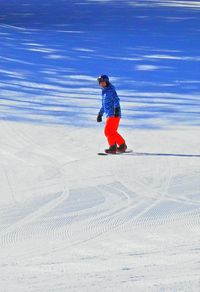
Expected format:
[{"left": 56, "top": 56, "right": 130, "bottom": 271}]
[{"left": 0, "top": 0, "right": 200, "bottom": 128}]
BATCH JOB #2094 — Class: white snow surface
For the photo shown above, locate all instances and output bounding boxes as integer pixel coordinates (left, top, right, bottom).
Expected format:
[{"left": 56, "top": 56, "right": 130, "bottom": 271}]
[{"left": 0, "top": 121, "right": 200, "bottom": 291}]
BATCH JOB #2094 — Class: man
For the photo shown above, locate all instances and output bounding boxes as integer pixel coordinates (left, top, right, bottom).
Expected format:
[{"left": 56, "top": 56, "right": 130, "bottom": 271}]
[{"left": 97, "top": 74, "right": 127, "bottom": 154}]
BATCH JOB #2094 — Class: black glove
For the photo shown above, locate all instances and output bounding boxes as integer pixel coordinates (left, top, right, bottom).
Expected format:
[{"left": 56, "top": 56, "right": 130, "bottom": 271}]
[
  {"left": 114, "top": 107, "right": 120, "bottom": 117},
  {"left": 97, "top": 113, "right": 102, "bottom": 122}
]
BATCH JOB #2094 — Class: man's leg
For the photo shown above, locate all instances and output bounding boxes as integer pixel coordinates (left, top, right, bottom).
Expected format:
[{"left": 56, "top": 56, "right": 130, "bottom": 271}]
[
  {"left": 104, "top": 117, "right": 116, "bottom": 146},
  {"left": 104, "top": 117, "right": 125, "bottom": 146}
]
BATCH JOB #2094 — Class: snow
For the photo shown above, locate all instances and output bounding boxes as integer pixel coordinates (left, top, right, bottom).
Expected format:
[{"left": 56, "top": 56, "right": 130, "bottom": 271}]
[
  {"left": 0, "top": 122, "right": 200, "bottom": 291},
  {"left": 0, "top": 0, "right": 200, "bottom": 291}
]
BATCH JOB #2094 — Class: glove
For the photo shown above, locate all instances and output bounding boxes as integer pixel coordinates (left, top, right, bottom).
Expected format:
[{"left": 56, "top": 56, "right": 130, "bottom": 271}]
[
  {"left": 114, "top": 107, "right": 120, "bottom": 117},
  {"left": 97, "top": 113, "right": 102, "bottom": 122}
]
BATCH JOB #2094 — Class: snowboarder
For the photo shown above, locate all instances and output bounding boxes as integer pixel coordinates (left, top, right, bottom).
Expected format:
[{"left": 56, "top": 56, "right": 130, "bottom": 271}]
[{"left": 97, "top": 74, "right": 127, "bottom": 154}]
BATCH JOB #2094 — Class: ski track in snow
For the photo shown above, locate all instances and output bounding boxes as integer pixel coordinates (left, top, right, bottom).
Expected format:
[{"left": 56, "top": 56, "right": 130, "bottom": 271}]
[
  {"left": 1, "top": 0, "right": 200, "bottom": 291},
  {"left": 0, "top": 121, "right": 200, "bottom": 291}
]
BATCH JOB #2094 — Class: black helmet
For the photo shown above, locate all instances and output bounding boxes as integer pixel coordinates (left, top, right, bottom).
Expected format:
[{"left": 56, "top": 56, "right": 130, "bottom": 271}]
[{"left": 97, "top": 74, "right": 109, "bottom": 84}]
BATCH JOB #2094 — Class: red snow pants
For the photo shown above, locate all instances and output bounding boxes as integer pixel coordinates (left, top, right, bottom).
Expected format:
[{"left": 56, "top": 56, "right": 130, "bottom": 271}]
[{"left": 104, "top": 117, "right": 125, "bottom": 146}]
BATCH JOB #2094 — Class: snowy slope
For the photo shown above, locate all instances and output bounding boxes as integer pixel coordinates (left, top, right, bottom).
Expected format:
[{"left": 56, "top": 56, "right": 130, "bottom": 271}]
[
  {"left": 0, "top": 122, "right": 200, "bottom": 291},
  {"left": 0, "top": 1, "right": 200, "bottom": 291}
]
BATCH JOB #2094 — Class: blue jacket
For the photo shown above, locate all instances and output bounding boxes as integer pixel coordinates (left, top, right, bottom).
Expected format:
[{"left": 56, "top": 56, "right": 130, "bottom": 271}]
[{"left": 99, "top": 84, "right": 121, "bottom": 117}]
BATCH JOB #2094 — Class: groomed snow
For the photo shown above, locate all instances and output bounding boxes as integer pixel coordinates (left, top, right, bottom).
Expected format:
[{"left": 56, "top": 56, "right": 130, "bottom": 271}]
[
  {"left": 0, "top": 121, "right": 200, "bottom": 291},
  {"left": 0, "top": 0, "right": 200, "bottom": 291}
]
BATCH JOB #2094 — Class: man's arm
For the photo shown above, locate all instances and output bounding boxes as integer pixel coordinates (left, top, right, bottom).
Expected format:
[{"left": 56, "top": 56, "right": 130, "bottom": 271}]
[
  {"left": 97, "top": 98, "right": 104, "bottom": 122},
  {"left": 113, "top": 90, "right": 120, "bottom": 117},
  {"left": 99, "top": 96, "right": 104, "bottom": 116},
  {"left": 113, "top": 90, "right": 120, "bottom": 109}
]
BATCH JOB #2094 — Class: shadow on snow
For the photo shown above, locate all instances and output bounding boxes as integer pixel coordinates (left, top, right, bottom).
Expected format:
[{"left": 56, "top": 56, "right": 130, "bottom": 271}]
[{"left": 0, "top": 0, "right": 200, "bottom": 128}]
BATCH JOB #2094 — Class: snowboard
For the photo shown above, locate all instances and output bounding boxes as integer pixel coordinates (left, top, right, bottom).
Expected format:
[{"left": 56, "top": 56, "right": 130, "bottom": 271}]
[{"left": 98, "top": 149, "right": 133, "bottom": 156}]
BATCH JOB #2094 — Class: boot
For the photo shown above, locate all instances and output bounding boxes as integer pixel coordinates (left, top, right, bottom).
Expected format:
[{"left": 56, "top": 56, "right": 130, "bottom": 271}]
[
  {"left": 117, "top": 143, "right": 127, "bottom": 153},
  {"left": 105, "top": 143, "right": 117, "bottom": 154}
]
